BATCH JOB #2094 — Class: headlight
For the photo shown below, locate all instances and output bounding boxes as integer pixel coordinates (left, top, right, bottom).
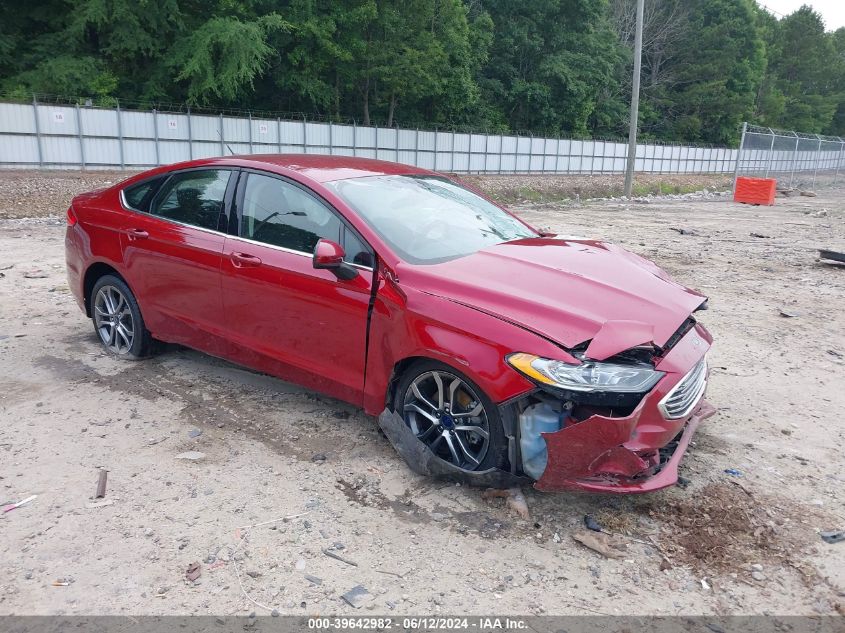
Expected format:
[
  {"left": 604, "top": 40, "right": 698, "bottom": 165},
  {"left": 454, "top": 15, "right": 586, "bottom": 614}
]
[{"left": 507, "top": 353, "right": 664, "bottom": 394}]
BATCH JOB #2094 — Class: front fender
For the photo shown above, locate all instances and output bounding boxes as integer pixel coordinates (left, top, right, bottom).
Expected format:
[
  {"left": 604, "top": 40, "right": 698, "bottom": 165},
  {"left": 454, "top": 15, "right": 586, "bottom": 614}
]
[{"left": 362, "top": 281, "right": 565, "bottom": 415}]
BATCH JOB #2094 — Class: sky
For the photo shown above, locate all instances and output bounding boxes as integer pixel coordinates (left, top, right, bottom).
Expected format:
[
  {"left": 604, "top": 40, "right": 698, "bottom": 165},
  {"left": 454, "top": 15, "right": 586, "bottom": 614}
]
[{"left": 757, "top": 1, "right": 845, "bottom": 30}]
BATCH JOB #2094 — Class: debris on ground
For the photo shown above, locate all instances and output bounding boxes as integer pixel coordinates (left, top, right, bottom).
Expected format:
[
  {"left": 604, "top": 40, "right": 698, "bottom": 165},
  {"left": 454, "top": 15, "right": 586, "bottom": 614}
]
[
  {"left": 750, "top": 232, "right": 772, "bottom": 239},
  {"left": 341, "top": 585, "right": 372, "bottom": 609},
  {"left": 799, "top": 190, "right": 817, "bottom": 197},
  {"left": 819, "top": 249, "right": 845, "bottom": 265},
  {"left": 185, "top": 562, "right": 201, "bottom": 582},
  {"left": 23, "top": 270, "right": 48, "bottom": 279},
  {"left": 676, "top": 476, "right": 692, "bottom": 489},
  {"left": 323, "top": 548, "right": 358, "bottom": 567},
  {"left": 304, "top": 574, "right": 323, "bottom": 586},
  {"left": 85, "top": 499, "right": 115, "bottom": 509},
  {"left": 3, "top": 494, "right": 37, "bottom": 513},
  {"left": 645, "top": 482, "right": 816, "bottom": 575},
  {"left": 778, "top": 308, "right": 799, "bottom": 318},
  {"left": 175, "top": 451, "right": 206, "bottom": 461},
  {"left": 820, "top": 530, "right": 845, "bottom": 544},
  {"left": 729, "top": 479, "right": 754, "bottom": 497},
  {"left": 188, "top": 429, "right": 202, "bottom": 438},
  {"left": 480, "top": 487, "right": 530, "bottom": 520},
  {"left": 572, "top": 530, "right": 628, "bottom": 559},
  {"left": 584, "top": 515, "right": 603, "bottom": 532},
  {"left": 95, "top": 469, "right": 108, "bottom": 499},
  {"left": 724, "top": 468, "right": 743, "bottom": 477},
  {"left": 670, "top": 227, "right": 700, "bottom": 236}
]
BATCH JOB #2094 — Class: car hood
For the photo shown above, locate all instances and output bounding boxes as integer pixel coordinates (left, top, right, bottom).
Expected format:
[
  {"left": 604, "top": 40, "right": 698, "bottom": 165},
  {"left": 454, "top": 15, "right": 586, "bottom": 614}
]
[{"left": 397, "top": 237, "right": 706, "bottom": 359}]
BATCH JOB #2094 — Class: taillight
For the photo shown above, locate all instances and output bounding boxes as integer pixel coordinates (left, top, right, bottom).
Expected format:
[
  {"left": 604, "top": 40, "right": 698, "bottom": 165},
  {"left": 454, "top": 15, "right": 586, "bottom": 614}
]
[{"left": 66, "top": 206, "right": 78, "bottom": 226}]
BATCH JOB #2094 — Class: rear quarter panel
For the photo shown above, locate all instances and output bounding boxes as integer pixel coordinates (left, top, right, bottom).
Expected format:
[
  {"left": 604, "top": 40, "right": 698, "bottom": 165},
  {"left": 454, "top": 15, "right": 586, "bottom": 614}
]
[{"left": 66, "top": 189, "right": 130, "bottom": 311}]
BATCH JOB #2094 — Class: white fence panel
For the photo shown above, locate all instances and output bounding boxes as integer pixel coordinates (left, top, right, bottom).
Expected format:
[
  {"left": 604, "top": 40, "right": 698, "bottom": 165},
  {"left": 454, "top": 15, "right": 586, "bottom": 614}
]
[
  {"left": 0, "top": 103, "right": 36, "bottom": 134},
  {"left": 0, "top": 100, "right": 777, "bottom": 178}
]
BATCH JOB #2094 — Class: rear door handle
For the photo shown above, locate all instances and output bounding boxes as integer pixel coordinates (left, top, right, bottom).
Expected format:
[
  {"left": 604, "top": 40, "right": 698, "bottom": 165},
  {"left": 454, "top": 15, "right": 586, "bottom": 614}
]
[
  {"left": 125, "top": 228, "right": 149, "bottom": 240},
  {"left": 230, "top": 252, "right": 262, "bottom": 268}
]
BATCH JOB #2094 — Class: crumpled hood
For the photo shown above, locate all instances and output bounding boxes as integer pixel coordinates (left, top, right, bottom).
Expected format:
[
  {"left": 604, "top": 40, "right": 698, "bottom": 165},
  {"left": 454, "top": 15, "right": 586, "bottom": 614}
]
[{"left": 398, "top": 237, "right": 706, "bottom": 358}]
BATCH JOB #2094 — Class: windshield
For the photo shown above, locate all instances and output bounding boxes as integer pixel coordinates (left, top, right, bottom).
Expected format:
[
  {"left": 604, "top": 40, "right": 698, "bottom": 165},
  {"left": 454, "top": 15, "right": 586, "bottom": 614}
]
[{"left": 324, "top": 175, "right": 537, "bottom": 264}]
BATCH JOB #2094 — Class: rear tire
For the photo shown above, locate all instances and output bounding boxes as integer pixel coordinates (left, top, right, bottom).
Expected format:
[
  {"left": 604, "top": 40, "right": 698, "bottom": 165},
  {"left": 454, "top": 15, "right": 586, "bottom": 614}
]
[
  {"left": 91, "top": 275, "right": 154, "bottom": 360},
  {"left": 394, "top": 360, "right": 507, "bottom": 472}
]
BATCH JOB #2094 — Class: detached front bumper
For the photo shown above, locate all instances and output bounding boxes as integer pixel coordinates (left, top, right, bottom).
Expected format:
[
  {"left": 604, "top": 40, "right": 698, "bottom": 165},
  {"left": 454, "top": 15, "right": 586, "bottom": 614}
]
[
  {"left": 534, "top": 322, "right": 714, "bottom": 493},
  {"left": 534, "top": 399, "right": 715, "bottom": 493}
]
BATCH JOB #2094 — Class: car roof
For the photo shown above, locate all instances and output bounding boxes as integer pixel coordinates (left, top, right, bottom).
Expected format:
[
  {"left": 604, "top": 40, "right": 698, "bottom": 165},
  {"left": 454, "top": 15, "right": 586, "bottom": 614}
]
[{"left": 228, "top": 154, "right": 436, "bottom": 183}]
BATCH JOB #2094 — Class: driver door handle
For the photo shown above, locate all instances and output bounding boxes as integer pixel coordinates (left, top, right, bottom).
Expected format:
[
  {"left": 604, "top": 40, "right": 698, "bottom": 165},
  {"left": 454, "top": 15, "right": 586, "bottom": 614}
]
[{"left": 230, "top": 252, "right": 262, "bottom": 268}]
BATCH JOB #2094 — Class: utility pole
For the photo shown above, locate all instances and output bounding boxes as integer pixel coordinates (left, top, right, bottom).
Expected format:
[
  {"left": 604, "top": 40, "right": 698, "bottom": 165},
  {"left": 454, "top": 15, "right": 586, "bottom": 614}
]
[{"left": 624, "top": 0, "right": 645, "bottom": 198}]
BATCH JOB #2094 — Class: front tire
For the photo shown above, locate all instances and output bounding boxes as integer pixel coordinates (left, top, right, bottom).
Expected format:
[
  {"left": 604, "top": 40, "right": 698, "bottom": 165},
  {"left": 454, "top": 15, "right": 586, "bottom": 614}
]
[
  {"left": 91, "top": 275, "right": 154, "bottom": 359},
  {"left": 394, "top": 360, "right": 507, "bottom": 472}
]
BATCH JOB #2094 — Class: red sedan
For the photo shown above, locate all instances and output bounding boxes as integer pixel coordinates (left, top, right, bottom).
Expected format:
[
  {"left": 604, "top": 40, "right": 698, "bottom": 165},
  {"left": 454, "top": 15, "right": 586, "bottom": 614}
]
[{"left": 65, "top": 155, "right": 714, "bottom": 493}]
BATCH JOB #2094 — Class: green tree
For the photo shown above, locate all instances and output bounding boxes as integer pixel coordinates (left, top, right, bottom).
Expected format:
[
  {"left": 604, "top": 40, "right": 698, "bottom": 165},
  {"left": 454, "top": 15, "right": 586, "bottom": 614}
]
[
  {"left": 173, "top": 13, "right": 291, "bottom": 104},
  {"left": 826, "top": 27, "right": 845, "bottom": 135},
  {"left": 478, "top": 0, "right": 624, "bottom": 136},
  {"left": 765, "top": 6, "right": 838, "bottom": 133},
  {"left": 668, "top": 0, "right": 765, "bottom": 144}
]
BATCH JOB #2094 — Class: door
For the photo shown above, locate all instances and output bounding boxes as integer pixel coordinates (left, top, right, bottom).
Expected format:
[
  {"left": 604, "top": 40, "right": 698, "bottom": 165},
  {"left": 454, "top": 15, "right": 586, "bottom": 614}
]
[
  {"left": 221, "top": 171, "right": 375, "bottom": 405},
  {"left": 121, "top": 168, "right": 235, "bottom": 355}
]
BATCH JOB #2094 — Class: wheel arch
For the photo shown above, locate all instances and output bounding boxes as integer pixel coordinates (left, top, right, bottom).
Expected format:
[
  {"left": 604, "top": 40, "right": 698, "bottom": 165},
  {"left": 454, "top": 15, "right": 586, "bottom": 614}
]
[
  {"left": 384, "top": 350, "right": 520, "bottom": 414},
  {"left": 82, "top": 262, "right": 129, "bottom": 317},
  {"left": 385, "top": 355, "right": 443, "bottom": 411}
]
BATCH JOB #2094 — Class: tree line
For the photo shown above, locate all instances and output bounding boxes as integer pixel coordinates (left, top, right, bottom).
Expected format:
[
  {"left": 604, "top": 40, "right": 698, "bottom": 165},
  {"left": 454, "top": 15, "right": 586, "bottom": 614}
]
[{"left": 0, "top": 0, "right": 842, "bottom": 145}]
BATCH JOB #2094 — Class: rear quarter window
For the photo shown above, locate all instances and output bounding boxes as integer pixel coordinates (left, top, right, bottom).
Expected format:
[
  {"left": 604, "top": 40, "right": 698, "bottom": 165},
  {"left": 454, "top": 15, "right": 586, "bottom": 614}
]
[{"left": 122, "top": 176, "right": 166, "bottom": 212}]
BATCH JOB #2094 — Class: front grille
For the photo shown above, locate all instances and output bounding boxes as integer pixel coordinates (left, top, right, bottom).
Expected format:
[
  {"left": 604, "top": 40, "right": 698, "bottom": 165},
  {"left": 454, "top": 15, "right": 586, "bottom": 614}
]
[{"left": 658, "top": 357, "right": 707, "bottom": 419}]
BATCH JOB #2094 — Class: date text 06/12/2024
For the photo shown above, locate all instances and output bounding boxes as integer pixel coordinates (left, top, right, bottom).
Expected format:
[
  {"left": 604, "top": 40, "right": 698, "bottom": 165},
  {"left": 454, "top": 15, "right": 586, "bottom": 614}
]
[{"left": 307, "top": 617, "right": 528, "bottom": 630}]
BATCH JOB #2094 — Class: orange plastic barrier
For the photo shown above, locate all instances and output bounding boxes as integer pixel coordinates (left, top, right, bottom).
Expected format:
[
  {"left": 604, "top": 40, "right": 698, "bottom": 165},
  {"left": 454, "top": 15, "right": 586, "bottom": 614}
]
[{"left": 734, "top": 177, "right": 777, "bottom": 206}]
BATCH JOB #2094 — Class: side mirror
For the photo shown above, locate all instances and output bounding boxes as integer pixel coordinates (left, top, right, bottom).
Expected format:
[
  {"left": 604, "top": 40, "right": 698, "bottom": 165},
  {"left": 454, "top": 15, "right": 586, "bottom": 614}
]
[{"left": 313, "top": 239, "right": 358, "bottom": 280}]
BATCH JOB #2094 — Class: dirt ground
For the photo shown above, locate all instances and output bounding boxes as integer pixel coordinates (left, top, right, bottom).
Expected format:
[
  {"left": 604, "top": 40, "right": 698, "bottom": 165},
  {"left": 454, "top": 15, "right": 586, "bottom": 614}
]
[{"left": 0, "top": 171, "right": 844, "bottom": 617}]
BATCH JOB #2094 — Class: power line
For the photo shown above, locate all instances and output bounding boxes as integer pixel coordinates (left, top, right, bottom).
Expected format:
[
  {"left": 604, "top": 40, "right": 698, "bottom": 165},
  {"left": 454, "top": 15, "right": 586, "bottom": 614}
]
[{"left": 758, "top": 3, "right": 786, "bottom": 19}]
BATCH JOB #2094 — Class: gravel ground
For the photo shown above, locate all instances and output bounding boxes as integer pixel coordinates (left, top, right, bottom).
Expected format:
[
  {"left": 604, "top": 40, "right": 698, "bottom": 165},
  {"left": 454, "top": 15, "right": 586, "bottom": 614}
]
[
  {"left": 459, "top": 173, "right": 734, "bottom": 203},
  {"left": 0, "top": 170, "right": 843, "bottom": 617},
  {"left": 0, "top": 170, "right": 134, "bottom": 220}
]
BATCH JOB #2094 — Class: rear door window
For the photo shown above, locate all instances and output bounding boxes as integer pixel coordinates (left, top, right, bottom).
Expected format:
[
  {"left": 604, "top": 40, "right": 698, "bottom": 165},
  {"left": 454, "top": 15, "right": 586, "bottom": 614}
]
[{"left": 150, "top": 170, "right": 232, "bottom": 231}]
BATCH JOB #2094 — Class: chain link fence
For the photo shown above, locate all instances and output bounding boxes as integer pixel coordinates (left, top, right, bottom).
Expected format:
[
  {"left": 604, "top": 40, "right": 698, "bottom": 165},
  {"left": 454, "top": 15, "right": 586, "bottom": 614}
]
[{"left": 734, "top": 123, "right": 845, "bottom": 190}]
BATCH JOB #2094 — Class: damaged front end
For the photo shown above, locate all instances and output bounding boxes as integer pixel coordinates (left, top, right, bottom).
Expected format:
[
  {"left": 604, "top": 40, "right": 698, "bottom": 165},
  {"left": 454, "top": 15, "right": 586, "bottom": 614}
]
[
  {"left": 380, "top": 318, "right": 715, "bottom": 494},
  {"left": 524, "top": 390, "right": 715, "bottom": 494},
  {"left": 515, "top": 319, "right": 715, "bottom": 493}
]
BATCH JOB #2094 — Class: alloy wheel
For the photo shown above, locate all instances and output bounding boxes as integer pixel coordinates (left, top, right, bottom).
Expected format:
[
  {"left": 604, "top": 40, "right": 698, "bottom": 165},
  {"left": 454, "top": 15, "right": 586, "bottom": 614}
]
[
  {"left": 93, "top": 285, "right": 135, "bottom": 354},
  {"left": 402, "top": 370, "right": 491, "bottom": 471}
]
